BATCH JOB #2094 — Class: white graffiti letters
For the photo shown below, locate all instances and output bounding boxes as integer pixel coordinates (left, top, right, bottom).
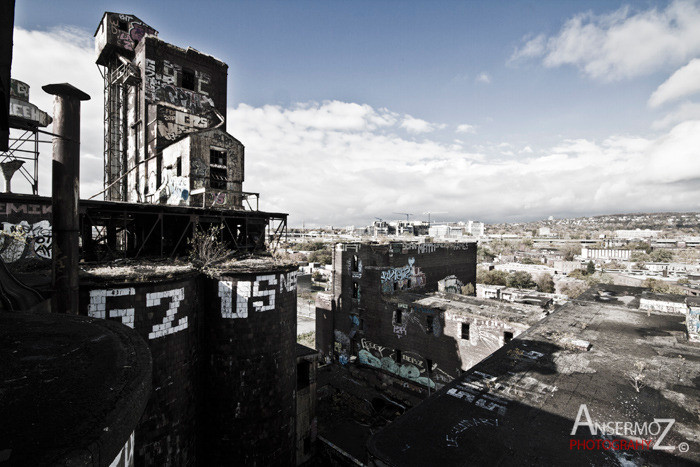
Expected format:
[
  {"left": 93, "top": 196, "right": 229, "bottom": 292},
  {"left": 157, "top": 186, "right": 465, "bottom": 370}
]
[
  {"left": 88, "top": 288, "right": 136, "bottom": 328},
  {"left": 219, "top": 271, "right": 297, "bottom": 319},
  {"left": 147, "top": 288, "right": 187, "bottom": 339}
]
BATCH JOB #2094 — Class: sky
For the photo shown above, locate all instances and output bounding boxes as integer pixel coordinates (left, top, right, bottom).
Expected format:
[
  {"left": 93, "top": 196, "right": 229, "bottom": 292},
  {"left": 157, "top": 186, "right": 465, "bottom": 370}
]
[{"left": 9, "top": 0, "right": 700, "bottom": 226}]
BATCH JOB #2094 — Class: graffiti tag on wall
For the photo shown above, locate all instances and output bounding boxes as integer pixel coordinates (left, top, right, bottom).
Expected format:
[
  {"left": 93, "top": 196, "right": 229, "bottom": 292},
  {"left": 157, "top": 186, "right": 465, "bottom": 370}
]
[
  {"left": 219, "top": 271, "right": 297, "bottom": 319},
  {"left": 109, "top": 15, "right": 155, "bottom": 52},
  {"left": 438, "top": 275, "right": 464, "bottom": 294},
  {"left": 380, "top": 257, "right": 426, "bottom": 294},
  {"left": 446, "top": 350, "right": 556, "bottom": 418},
  {"left": 0, "top": 220, "right": 51, "bottom": 263},
  {"left": 145, "top": 59, "right": 219, "bottom": 122},
  {"left": 157, "top": 106, "right": 210, "bottom": 141},
  {"left": 87, "top": 287, "right": 188, "bottom": 340},
  {"left": 359, "top": 338, "right": 441, "bottom": 388}
]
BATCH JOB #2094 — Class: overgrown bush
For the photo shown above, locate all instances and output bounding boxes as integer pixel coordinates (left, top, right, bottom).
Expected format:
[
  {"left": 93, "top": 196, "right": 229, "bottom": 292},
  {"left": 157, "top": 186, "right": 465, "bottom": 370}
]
[{"left": 187, "top": 225, "right": 231, "bottom": 270}]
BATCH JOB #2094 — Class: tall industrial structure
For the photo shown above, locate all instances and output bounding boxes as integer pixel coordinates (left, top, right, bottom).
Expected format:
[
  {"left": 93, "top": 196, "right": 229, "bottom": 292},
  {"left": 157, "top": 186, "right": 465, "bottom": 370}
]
[{"left": 95, "top": 12, "right": 245, "bottom": 209}]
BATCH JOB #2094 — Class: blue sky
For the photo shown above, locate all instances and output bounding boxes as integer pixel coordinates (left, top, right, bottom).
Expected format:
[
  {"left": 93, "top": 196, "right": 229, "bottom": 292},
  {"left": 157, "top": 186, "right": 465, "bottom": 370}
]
[{"left": 10, "top": 0, "right": 700, "bottom": 226}]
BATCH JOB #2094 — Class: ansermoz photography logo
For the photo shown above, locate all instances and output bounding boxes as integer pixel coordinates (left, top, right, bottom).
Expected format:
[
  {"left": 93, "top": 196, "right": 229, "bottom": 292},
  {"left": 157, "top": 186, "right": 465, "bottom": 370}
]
[{"left": 569, "top": 404, "right": 689, "bottom": 453}]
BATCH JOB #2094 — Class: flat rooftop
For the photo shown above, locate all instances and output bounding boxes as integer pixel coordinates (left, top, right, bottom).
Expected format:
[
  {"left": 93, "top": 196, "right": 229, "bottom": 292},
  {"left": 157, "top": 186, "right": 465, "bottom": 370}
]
[
  {"left": 398, "top": 292, "right": 546, "bottom": 327},
  {"left": 368, "top": 287, "right": 700, "bottom": 465}
]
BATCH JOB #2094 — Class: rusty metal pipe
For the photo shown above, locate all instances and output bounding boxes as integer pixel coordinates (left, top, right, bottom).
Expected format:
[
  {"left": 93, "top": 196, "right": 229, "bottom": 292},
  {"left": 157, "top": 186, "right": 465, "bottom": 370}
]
[{"left": 43, "top": 83, "right": 89, "bottom": 314}]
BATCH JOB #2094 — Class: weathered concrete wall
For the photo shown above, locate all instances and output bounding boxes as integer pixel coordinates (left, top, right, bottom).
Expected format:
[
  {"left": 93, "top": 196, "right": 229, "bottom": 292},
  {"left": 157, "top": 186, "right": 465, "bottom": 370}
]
[
  {"left": 130, "top": 35, "right": 229, "bottom": 204},
  {"left": 95, "top": 13, "right": 157, "bottom": 65},
  {"left": 190, "top": 129, "right": 244, "bottom": 209},
  {"left": 80, "top": 273, "right": 200, "bottom": 466},
  {"left": 201, "top": 267, "right": 298, "bottom": 465}
]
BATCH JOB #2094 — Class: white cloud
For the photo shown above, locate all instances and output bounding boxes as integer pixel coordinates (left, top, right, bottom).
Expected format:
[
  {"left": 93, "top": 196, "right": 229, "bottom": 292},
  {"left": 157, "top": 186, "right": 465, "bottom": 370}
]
[
  {"left": 511, "top": 1, "right": 700, "bottom": 81},
  {"left": 13, "top": 24, "right": 700, "bottom": 227},
  {"left": 230, "top": 100, "right": 700, "bottom": 225},
  {"left": 475, "top": 72, "right": 491, "bottom": 84},
  {"left": 400, "top": 115, "right": 444, "bottom": 134},
  {"left": 11, "top": 26, "right": 104, "bottom": 198},
  {"left": 651, "top": 101, "right": 700, "bottom": 129},
  {"left": 649, "top": 58, "right": 700, "bottom": 107},
  {"left": 455, "top": 124, "right": 476, "bottom": 134},
  {"left": 509, "top": 34, "right": 546, "bottom": 62}
]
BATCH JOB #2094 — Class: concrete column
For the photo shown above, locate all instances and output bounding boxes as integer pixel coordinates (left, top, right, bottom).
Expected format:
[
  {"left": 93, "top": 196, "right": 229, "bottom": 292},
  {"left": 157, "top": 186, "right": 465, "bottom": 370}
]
[{"left": 43, "top": 83, "right": 90, "bottom": 314}]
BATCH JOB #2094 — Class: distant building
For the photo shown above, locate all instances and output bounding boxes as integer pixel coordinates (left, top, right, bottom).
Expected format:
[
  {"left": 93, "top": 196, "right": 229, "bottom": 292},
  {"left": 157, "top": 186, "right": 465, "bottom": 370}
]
[
  {"left": 580, "top": 246, "right": 631, "bottom": 261},
  {"left": 615, "top": 229, "right": 661, "bottom": 240}
]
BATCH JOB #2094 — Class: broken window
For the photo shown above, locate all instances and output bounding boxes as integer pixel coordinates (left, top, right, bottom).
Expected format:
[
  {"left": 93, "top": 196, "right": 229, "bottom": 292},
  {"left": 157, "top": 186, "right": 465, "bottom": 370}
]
[
  {"left": 504, "top": 331, "right": 514, "bottom": 343},
  {"left": 461, "top": 323, "right": 470, "bottom": 340},
  {"left": 352, "top": 282, "right": 359, "bottom": 299},
  {"left": 210, "top": 148, "right": 227, "bottom": 166},
  {"left": 297, "top": 360, "right": 310, "bottom": 389},
  {"left": 352, "top": 254, "right": 359, "bottom": 271},
  {"left": 395, "top": 309, "right": 402, "bottom": 325},
  {"left": 182, "top": 68, "right": 195, "bottom": 91},
  {"left": 426, "top": 315, "right": 434, "bottom": 334},
  {"left": 209, "top": 149, "right": 228, "bottom": 190}
]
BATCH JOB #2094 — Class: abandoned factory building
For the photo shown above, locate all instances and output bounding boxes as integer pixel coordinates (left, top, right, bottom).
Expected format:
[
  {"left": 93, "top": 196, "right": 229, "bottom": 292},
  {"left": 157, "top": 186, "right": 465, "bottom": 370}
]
[
  {"left": 96, "top": 12, "right": 245, "bottom": 209},
  {"left": 316, "top": 242, "right": 549, "bottom": 402}
]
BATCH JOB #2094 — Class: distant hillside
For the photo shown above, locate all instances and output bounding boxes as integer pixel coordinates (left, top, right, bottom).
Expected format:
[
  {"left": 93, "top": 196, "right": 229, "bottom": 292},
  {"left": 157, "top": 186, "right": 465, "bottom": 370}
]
[{"left": 488, "top": 212, "right": 700, "bottom": 235}]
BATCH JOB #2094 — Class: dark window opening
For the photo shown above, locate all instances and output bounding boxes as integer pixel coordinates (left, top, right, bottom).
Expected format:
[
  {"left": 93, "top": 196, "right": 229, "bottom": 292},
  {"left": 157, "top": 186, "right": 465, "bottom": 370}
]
[
  {"left": 176, "top": 156, "right": 182, "bottom": 176},
  {"left": 210, "top": 168, "right": 227, "bottom": 189},
  {"left": 182, "top": 68, "right": 195, "bottom": 91},
  {"left": 426, "top": 359, "right": 433, "bottom": 374},
  {"left": 352, "top": 282, "right": 359, "bottom": 299},
  {"left": 303, "top": 436, "right": 311, "bottom": 455},
  {"left": 407, "top": 279, "right": 412, "bottom": 288},
  {"left": 118, "top": 20, "right": 128, "bottom": 31},
  {"left": 210, "top": 148, "right": 227, "bottom": 166},
  {"left": 504, "top": 331, "right": 514, "bottom": 343},
  {"left": 359, "top": 318, "right": 364, "bottom": 331},
  {"left": 426, "top": 315, "right": 434, "bottom": 334},
  {"left": 297, "top": 360, "right": 310, "bottom": 389},
  {"left": 395, "top": 309, "right": 402, "bottom": 325},
  {"left": 393, "top": 282, "right": 398, "bottom": 291},
  {"left": 352, "top": 255, "right": 359, "bottom": 271},
  {"left": 395, "top": 349, "right": 402, "bottom": 363},
  {"left": 461, "top": 323, "right": 470, "bottom": 340}
]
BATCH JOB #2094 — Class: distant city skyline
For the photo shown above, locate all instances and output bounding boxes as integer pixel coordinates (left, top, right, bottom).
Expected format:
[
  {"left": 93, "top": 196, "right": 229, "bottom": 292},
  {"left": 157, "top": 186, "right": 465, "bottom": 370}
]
[{"left": 10, "top": 0, "right": 700, "bottom": 226}]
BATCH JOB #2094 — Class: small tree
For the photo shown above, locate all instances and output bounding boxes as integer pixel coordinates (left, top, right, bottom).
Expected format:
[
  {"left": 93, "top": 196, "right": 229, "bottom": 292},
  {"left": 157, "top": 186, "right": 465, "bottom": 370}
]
[
  {"left": 461, "top": 283, "right": 476, "bottom": 295},
  {"left": 628, "top": 361, "right": 646, "bottom": 393},
  {"left": 535, "top": 273, "right": 555, "bottom": 293},
  {"left": 649, "top": 249, "right": 673, "bottom": 263},
  {"left": 481, "top": 269, "right": 509, "bottom": 286},
  {"left": 507, "top": 271, "right": 534, "bottom": 289},
  {"left": 562, "top": 244, "right": 581, "bottom": 261},
  {"left": 188, "top": 224, "right": 231, "bottom": 270},
  {"left": 586, "top": 260, "right": 596, "bottom": 275},
  {"left": 561, "top": 282, "right": 587, "bottom": 299}
]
